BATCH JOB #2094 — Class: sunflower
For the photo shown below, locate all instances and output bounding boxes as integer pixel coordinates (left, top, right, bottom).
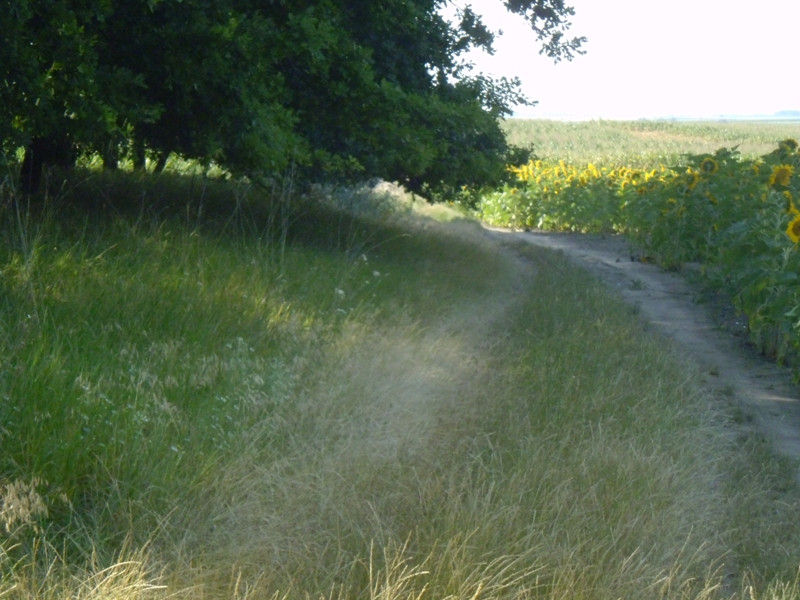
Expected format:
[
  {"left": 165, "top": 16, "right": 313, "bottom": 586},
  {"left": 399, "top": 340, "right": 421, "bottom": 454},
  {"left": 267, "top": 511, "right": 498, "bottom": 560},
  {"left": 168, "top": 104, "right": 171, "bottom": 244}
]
[
  {"left": 700, "top": 157, "right": 719, "bottom": 174},
  {"left": 779, "top": 138, "right": 799, "bottom": 154},
  {"left": 787, "top": 214, "right": 800, "bottom": 244},
  {"left": 769, "top": 164, "right": 794, "bottom": 188},
  {"left": 685, "top": 168, "right": 700, "bottom": 191}
]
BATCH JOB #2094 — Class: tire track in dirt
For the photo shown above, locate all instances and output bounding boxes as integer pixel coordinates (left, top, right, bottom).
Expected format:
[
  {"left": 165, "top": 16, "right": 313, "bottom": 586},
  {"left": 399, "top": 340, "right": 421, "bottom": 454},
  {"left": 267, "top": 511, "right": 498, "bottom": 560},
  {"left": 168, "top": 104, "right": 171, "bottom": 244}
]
[{"left": 485, "top": 228, "right": 800, "bottom": 484}]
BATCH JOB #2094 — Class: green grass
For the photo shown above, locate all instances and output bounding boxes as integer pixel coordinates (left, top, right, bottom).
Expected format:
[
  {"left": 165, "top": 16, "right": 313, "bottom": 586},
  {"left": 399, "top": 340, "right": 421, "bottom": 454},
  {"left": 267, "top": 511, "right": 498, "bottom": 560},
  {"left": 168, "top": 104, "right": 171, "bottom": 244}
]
[
  {"left": 2, "top": 169, "right": 800, "bottom": 598},
  {"left": 503, "top": 119, "right": 800, "bottom": 167}
]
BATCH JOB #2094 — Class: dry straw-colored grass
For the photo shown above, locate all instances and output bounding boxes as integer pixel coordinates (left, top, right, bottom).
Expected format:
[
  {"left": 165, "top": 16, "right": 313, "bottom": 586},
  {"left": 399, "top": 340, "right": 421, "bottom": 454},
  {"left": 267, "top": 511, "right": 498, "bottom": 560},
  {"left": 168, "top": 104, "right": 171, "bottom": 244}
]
[{"left": 2, "top": 181, "right": 800, "bottom": 599}]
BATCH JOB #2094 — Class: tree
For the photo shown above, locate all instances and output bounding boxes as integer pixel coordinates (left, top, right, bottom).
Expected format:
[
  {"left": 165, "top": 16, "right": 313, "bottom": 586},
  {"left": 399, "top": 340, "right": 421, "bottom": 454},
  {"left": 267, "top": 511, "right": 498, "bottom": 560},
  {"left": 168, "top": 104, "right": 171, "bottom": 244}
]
[
  {"left": 1, "top": 0, "right": 584, "bottom": 196},
  {"left": 2, "top": 1, "right": 112, "bottom": 192}
]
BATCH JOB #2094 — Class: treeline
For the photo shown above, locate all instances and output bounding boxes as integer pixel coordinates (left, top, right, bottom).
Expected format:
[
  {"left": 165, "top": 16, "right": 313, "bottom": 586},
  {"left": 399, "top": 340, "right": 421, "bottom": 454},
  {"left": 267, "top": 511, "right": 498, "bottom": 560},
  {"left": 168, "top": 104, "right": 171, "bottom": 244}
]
[{"left": 1, "top": 0, "right": 583, "bottom": 196}]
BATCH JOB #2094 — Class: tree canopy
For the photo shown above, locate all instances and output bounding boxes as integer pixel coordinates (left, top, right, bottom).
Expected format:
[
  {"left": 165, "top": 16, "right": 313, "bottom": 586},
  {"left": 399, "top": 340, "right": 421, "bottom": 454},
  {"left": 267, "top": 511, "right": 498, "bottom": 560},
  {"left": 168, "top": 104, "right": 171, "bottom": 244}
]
[{"left": 1, "top": 0, "right": 584, "bottom": 195}]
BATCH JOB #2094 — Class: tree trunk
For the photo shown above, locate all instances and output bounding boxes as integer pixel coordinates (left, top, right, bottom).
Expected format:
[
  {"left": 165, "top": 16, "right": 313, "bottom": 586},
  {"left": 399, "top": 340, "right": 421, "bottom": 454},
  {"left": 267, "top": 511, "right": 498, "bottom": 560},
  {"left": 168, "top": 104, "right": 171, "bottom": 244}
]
[
  {"left": 19, "top": 143, "right": 44, "bottom": 196},
  {"left": 103, "top": 138, "right": 119, "bottom": 170},
  {"left": 154, "top": 151, "right": 169, "bottom": 173},
  {"left": 19, "top": 135, "right": 77, "bottom": 195},
  {"left": 132, "top": 138, "right": 147, "bottom": 171}
]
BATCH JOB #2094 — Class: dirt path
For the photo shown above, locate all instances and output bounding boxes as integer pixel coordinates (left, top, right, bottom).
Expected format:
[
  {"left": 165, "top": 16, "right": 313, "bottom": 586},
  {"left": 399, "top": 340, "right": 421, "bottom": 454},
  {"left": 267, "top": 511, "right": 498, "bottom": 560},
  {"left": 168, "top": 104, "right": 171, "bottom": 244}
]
[{"left": 485, "top": 228, "right": 800, "bottom": 483}]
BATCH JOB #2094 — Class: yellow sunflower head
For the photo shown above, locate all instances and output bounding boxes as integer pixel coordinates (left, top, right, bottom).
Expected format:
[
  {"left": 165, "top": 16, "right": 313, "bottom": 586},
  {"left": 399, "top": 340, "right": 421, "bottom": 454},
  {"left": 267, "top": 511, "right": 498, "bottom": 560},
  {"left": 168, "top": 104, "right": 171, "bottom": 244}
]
[
  {"left": 685, "top": 168, "right": 700, "bottom": 190},
  {"left": 787, "top": 214, "right": 800, "bottom": 244},
  {"left": 700, "top": 157, "right": 719, "bottom": 174},
  {"left": 769, "top": 164, "right": 794, "bottom": 188}
]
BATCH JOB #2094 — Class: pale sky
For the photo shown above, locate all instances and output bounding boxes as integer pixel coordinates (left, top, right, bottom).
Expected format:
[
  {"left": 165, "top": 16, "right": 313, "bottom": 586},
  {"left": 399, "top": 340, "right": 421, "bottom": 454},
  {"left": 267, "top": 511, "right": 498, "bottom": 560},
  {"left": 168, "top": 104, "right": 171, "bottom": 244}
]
[{"left": 448, "top": 0, "right": 800, "bottom": 120}]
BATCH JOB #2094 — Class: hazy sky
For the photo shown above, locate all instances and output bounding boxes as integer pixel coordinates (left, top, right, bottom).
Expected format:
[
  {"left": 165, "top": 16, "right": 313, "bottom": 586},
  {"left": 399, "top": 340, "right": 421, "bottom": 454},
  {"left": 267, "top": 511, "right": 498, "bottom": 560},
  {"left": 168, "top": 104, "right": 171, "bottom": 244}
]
[{"left": 451, "top": 0, "right": 800, "bottom": 120}]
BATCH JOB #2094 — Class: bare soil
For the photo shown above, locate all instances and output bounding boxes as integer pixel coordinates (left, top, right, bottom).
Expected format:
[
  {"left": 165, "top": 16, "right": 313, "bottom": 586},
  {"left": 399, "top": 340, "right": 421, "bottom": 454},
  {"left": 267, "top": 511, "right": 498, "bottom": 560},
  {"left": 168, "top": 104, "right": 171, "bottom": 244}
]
[{"left": 485, "top": 227, "right": 800, "bottom": 483}]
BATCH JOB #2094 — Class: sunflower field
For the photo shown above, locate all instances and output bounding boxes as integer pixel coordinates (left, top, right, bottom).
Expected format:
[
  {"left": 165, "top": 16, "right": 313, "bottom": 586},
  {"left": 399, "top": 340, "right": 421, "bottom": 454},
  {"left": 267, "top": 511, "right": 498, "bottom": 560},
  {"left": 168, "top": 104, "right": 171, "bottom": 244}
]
[{"left": 478, "top": 138, "right": 800, "bottom": 369}]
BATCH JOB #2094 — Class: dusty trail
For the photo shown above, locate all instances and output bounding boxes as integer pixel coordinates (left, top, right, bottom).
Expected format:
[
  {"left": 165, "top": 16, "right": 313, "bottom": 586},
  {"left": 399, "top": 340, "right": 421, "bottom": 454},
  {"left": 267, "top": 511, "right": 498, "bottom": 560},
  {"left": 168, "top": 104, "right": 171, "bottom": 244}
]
[{"left": 486, "top": 228, "right": 800, "bottom": 482}]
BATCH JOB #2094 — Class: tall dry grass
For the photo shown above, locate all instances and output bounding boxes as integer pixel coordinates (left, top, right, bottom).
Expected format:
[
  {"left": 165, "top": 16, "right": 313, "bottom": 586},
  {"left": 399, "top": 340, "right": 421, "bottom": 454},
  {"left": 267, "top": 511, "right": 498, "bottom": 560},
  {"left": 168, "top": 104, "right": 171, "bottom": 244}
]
[{"left": 1, "top": 173, "right": 800, "bottom": 598}]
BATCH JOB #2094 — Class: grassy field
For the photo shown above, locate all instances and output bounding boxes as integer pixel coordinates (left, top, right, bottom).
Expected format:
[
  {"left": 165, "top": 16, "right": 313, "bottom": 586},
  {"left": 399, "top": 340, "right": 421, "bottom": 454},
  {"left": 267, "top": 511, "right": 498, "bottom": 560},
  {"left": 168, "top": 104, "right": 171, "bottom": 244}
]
[
  {"left": 1, "top": 165, "right": 800, "bottom": 598},
  {"left": 503, "top": 118, "right": 800, "bottom": 167}
]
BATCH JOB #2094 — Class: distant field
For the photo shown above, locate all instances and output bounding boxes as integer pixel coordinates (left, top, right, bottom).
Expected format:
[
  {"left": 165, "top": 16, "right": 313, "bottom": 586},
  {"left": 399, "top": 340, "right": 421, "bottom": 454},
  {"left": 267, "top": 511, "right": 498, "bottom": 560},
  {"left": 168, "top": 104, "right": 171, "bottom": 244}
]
[{"left": 502, "top": 119, "right": 800, "bottom": 167}]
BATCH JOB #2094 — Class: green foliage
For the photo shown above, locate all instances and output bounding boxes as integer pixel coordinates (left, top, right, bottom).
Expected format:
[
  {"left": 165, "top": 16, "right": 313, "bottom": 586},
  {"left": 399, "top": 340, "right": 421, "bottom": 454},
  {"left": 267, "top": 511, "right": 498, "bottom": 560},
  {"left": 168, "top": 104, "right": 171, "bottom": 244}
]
[{"left": 2, "top": 0, "right": 584, "bottom": 196}]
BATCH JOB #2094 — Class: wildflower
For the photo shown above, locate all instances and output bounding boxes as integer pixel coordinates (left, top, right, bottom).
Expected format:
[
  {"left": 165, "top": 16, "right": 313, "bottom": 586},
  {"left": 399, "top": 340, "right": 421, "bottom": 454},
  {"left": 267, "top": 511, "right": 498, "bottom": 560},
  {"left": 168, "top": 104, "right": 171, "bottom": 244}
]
[
  {"left": 700, "top": 157, "right": 719, "bottom": 174},
  {"left": 769, "top": 164, "right": 794, "bottom": 188},
  {"left": 786, "top": 213, "right": 800, "bottom": 244}
]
